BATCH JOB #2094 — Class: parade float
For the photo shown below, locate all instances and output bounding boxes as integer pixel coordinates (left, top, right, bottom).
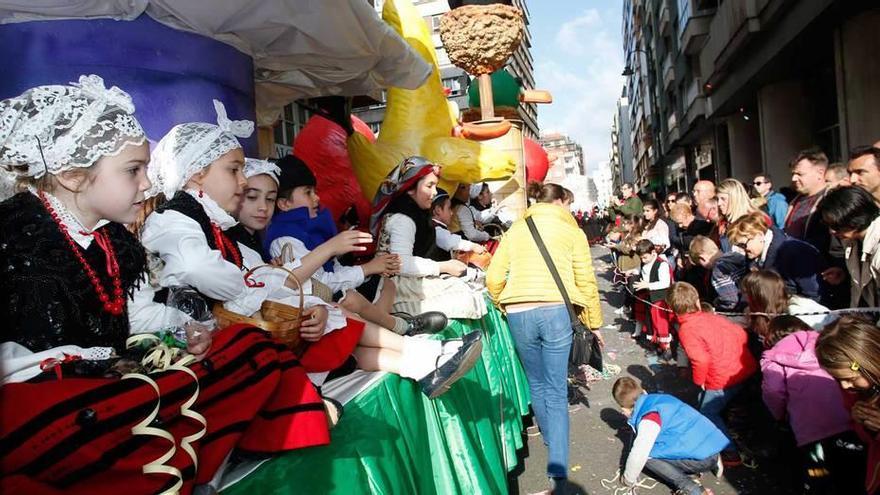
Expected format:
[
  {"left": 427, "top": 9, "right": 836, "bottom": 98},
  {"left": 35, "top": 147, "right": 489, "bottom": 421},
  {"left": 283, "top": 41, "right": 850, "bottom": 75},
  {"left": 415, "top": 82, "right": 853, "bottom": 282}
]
[
  {"left": 221, "top": 1, "right": 533, "bottom": 491},
  {"left": 0, "top": 0, "right": 534, "bottom": 493}
]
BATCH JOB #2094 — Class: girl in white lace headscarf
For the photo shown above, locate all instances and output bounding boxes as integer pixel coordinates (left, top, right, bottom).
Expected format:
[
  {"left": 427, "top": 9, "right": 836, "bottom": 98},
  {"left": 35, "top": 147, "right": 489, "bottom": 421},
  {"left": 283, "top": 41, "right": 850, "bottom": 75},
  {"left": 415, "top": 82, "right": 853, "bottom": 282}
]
[
  {"left": 0, "top": 75, "right": 152, "bottom": 383},
  {"left": 139, "top": 125, "right": 483, "bottom": 396},
  {"left": 131, "top": 100, "right": 355, "bottom": 332},
  {"left": 225, "top": 158, "right": 282, "bottom": 260}
]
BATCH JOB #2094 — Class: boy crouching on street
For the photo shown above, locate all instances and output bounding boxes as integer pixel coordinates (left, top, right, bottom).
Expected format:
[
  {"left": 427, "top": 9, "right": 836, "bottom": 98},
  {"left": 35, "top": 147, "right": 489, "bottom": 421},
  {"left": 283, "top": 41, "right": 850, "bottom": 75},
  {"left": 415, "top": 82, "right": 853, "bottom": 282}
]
[{"left": 613, "top": 376, "right": 727, "bottom": 495}]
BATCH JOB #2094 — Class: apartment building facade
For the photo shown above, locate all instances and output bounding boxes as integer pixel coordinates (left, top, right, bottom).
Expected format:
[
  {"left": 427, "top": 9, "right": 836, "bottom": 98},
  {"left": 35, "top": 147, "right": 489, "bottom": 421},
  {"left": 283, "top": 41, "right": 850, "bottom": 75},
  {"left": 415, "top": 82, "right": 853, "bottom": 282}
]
[{"left": 622, "top": 0, "right": 880, "bottom": 195}]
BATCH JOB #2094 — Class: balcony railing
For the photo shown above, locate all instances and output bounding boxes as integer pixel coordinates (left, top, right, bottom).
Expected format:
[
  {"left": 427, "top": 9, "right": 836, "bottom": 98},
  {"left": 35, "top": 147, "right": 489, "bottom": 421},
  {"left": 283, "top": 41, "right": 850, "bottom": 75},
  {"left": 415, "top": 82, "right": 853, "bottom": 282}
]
[
  {"left": 663, "top": 53, "right": 675, "bottom": 90},
  {"left": 683, "top": 77, "right": 706, "bottom": 126},
  {"left": 659, "top": 0, "right": 671, "bottom": 35},
  {"left": 678, "top": 0, "right": 715, "bottom": 55},
  {"left": 699, "top": 0, "right": 763, "bottom": 83},
  {"left": 666, "top": 112, "right": 680, "bottom": 143}
]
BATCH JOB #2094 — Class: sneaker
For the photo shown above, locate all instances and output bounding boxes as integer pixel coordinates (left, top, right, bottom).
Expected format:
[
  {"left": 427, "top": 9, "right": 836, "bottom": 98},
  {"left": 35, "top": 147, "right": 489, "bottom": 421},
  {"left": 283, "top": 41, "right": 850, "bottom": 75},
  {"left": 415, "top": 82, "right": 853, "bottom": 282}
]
[
  {"left": 404, "top": 311, "right": 448, "bottom": 336},
  {"left": 418, "top": 331, "right": 483, "bottom": 398},
  {"left": 721, "top": 451, "right": 742, "bottom": 467}
]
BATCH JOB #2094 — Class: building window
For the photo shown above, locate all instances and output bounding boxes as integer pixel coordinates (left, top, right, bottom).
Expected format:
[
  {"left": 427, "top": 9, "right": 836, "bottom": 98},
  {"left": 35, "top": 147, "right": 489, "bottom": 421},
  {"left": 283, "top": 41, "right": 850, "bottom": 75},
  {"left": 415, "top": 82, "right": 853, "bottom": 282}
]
[
  {"left": 369, "top": 122, "right": 382, "bottom": 136},
  {"left": 422, "top": 14, "right": 442, "bottom": 32},
  {"left": 442, "top": 77, "right": 463, "bottom": 95},
  {"left": 273, "top": 102, "right": 313, "bottom": 154}
]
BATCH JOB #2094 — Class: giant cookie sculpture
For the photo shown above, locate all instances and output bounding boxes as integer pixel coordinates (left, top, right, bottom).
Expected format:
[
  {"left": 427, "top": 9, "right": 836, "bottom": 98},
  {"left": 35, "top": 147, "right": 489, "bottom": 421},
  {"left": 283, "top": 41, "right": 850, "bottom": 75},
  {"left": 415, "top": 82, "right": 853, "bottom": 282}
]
[{"left": 347, "top": 0, "right": 518, "bottom": 197}]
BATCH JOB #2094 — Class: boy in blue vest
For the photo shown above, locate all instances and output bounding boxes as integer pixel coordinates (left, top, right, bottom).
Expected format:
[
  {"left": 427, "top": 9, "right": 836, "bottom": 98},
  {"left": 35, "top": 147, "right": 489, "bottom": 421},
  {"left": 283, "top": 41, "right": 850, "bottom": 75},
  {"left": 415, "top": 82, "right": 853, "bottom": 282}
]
[{"left": 612, "top": 376, "right": 727, "bottom": 495}]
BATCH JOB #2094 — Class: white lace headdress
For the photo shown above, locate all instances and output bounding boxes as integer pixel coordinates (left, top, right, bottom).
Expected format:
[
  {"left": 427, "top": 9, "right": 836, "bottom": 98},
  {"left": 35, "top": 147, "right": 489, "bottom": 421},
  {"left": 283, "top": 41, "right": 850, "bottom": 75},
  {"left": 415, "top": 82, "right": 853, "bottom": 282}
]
[
  {"left": 0, "top": 75, "right": 146, "bottom": 179},
  {"left": 243, "top": 158, "right": 281, "bottom": 184},
  {"left": 148, "top": 99, "right": 254, "bottom": 198}
]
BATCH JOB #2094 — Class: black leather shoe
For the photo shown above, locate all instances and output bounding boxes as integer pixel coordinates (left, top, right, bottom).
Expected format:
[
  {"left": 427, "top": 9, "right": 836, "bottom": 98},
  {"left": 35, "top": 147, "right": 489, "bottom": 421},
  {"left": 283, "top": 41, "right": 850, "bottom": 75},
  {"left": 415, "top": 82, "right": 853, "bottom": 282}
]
[
  {"left": 405, "top": 311, "right": 448, "bottom": 335},
  {"left": 418, "top": 331, "right": 483, "bottom": 398}
]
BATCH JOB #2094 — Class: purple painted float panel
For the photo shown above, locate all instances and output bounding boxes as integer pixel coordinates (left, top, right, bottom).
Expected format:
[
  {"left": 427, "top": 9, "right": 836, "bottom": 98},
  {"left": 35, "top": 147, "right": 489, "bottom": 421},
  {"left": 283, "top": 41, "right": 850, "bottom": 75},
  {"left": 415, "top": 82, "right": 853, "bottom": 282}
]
[{"left": 0, "top": 14, "right": 257, "bottom": 153}]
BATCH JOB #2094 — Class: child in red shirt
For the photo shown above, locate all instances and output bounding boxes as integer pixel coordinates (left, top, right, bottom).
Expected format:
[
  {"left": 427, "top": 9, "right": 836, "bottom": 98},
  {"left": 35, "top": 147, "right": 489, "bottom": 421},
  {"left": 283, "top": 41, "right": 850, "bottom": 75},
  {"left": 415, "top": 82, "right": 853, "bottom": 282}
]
[{"left": 666, "top": 282, "right": 758, "bottom": 465}]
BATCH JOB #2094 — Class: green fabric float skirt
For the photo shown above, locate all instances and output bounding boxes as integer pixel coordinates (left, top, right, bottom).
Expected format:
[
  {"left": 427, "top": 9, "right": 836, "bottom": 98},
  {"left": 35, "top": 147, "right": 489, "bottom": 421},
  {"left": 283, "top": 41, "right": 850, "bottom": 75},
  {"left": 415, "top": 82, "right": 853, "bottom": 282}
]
[{"left": 221, "top": 300, "right": 531, "bottom": 494}]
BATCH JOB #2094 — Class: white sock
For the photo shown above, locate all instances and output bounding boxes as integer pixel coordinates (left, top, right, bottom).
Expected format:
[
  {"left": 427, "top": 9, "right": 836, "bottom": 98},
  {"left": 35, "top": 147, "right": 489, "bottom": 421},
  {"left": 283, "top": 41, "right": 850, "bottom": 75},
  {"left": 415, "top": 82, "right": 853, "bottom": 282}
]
[
  {"left": 631, "top": 322, "right": 642, "bottom": 336},
  {"left": 307, "top": 371, "right": 330, "bottom": 387},
  {"left": 398, "top": 337, "right": 458, "bottom": 380},
  {"left": 392, "top": 316, "right": 409, "bottom": 335}
]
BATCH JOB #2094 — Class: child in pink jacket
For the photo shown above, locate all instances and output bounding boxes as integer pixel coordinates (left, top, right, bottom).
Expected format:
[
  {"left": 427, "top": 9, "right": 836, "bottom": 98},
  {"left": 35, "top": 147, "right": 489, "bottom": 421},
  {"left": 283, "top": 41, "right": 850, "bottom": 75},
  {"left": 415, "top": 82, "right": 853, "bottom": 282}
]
[{"left": 761, "top": 315, "right": 865, "bottom": 493}]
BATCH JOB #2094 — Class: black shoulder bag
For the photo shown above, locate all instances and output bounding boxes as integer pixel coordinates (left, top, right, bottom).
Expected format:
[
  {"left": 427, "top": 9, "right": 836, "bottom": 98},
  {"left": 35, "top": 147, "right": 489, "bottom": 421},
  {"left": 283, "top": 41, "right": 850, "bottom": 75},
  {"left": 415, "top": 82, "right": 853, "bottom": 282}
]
[{"left": 526, "top": 217, "right": 603, "bottom": 372}]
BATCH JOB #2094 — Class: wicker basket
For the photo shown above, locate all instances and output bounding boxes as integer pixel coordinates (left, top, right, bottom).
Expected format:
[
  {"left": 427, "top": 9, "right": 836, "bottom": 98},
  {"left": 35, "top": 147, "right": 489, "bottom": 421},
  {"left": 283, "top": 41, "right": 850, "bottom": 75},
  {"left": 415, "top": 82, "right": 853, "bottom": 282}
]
[{"left": 213, "top": 265, "right": 307, "bottom": 354}]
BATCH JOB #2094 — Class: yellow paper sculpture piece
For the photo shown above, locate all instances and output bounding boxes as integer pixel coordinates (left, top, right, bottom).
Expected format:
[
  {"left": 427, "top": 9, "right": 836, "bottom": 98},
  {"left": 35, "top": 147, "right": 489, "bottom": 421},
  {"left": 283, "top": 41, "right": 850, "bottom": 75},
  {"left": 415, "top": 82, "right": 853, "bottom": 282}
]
[{"left": 348, "top": 0, "right": 517, "bottom": 198}]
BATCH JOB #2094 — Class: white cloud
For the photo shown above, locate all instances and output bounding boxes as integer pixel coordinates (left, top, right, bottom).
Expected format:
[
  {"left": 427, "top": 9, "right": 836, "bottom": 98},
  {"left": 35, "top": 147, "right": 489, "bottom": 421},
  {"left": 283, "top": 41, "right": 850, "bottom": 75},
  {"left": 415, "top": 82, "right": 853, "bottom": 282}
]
[
  {"left": 555, "top": 10, "right": 601, "bottom": 56},
  {"left": 536, "top": 6, "right": 623, "bottom": 177}
]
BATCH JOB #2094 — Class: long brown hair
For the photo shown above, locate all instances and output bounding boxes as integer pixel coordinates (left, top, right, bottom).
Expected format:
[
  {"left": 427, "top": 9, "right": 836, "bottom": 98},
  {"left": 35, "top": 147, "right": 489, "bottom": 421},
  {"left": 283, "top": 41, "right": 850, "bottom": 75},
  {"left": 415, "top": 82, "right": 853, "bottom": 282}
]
[
  {"left": 128, "top": 194, "right": 167, "bottom": 238},
  {"left": 527, "top": 181, "right": 565, "bottom": 204},
  {"left": 740, "top": 270, "right": 789, "bottom": 341},
  {"left": 642, "top": 198, "right": 663, "bottom": 231},
  {"left": 765, "top": 315, "right": 811, "bottom": 348},
  {"left": 817, "top": 315, "right": 880, "bottom": 388}
]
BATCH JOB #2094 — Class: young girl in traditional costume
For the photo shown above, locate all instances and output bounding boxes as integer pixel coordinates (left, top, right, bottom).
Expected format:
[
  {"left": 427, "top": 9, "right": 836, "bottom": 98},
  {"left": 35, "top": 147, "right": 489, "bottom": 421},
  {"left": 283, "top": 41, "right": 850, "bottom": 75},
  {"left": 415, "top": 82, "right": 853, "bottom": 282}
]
[
  {"left": 225, "top": 157, "right": 280, "bottom": 261},
  {"left": 372, "top": 156, "right": 487, "bottom": 319},
  {"left": 136, "top": 106, "right": 480, "bottom": 399},
  {"left": 0, "top": 76, "right": 325, "bottom": 494},
  {"left": 261, "top": 154, "right": 482, "bottom": 396}
]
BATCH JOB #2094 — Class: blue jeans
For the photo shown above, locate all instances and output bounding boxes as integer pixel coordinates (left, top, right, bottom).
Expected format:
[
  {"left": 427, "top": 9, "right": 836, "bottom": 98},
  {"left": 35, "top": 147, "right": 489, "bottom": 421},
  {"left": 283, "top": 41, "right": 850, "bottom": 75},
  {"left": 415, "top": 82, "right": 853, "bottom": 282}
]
[
  {"left": 507, "top": 304, "right": 572, "bottom": 479},
  {"left": 645, "top": 455, "right": 718, "bottom": 495},
  {"left": 698, "top": 383, "right": 743, "bottom": 452}
]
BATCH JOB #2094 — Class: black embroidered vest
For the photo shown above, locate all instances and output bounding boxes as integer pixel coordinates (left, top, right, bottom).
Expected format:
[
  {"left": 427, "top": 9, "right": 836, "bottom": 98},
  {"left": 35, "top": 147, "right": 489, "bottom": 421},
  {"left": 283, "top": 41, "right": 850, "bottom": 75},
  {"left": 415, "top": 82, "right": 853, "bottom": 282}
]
[
  {"left": 648, "top": 258, "right": 669, "bottom": 302},
  {"left": 152, "top": 192, "right": 245, "bottom": 309},
  {"left": 0, "top": 193, "right": 147, "bottom": 353}
]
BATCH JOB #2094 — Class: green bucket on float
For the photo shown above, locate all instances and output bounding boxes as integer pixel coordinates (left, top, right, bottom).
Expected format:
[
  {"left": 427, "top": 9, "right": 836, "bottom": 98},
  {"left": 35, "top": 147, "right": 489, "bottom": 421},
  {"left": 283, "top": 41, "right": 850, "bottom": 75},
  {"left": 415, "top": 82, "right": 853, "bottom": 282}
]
[{"left": 467, "top": 69, "right": 521, "bottom": 108}]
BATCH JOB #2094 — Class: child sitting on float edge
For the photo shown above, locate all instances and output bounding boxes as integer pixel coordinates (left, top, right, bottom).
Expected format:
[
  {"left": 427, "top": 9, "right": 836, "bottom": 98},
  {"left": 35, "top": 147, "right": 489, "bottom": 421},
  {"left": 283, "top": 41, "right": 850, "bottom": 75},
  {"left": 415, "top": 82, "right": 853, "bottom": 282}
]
[
  {"left": 612, "top": 376, "right": 726, "bottom": 495},
  {"left": 264, "top": 154, "right": 449, "bottom": 337},
  {"left": 430, "top": 187, "right": 488, "bottom": 272}
]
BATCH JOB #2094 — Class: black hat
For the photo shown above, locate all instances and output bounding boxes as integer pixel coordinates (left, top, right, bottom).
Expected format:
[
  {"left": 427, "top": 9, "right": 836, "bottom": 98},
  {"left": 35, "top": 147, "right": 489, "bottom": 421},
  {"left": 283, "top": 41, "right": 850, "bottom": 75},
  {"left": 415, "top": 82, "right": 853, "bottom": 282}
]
[
  {"left": 277, "top": 155, "right": 317, "bottom": 194},
  {"left": 432, "top": 187, "right": 450, "bottom": 207}
]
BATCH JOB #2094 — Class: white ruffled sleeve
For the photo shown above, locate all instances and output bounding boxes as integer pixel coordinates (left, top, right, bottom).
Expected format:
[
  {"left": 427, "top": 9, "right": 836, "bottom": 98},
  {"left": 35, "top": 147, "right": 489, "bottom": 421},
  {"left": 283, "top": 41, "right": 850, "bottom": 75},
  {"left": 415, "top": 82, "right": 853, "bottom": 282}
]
[
  {"left": 141, "top": 210, "right": 287, "bottom": 317},
  {"left": 456, "top": 205, "right": 490, "bottom": 242},
  {"left": 128, "top": 274, "right": 192, "bottom": 334},
  {"left": 385, "top": 214, "right": 440, "bottom": 277},
  {"left": 270, "top": 236, "right": 365, "bottom": 293},
  {"left": 435, "top": 225, "right": 480, "bottom": 252}
]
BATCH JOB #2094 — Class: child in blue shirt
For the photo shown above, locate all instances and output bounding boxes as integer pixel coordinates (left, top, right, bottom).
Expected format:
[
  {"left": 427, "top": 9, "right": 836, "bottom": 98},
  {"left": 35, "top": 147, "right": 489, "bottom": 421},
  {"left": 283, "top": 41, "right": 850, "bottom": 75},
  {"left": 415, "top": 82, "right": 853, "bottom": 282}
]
[
  {"left": 265, "top": 154, "right": 448, "bottom": 336},
  {"left": 613, "top": 376, "right": 727, "bottom": 495}
]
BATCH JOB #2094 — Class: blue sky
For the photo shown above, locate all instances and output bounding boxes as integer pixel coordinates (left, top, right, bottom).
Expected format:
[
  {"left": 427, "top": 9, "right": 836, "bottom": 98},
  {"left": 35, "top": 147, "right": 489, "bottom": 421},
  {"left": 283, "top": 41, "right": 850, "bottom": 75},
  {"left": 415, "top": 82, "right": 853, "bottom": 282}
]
[{"left": 529, "top": 0, "right": 624, "bottom": 177}]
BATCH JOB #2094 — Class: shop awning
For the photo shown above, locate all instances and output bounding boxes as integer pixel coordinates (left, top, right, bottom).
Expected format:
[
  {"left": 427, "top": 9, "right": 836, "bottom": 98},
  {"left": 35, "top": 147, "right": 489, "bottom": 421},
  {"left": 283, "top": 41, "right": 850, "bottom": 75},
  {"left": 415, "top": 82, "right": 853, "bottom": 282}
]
[{"left": 0, "top": 0, "right": 432, "bottom": 126}]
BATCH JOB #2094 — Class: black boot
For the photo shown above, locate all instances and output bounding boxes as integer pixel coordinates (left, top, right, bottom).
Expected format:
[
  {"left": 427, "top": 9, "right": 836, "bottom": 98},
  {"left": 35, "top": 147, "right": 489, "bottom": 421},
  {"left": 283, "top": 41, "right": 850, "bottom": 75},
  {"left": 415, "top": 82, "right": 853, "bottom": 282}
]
[
  {"left": 405, "top": 311, "right": 448, "bottom": 336},
  {"left": 418, "top": 331, "right": 483, "bottom": 398}
]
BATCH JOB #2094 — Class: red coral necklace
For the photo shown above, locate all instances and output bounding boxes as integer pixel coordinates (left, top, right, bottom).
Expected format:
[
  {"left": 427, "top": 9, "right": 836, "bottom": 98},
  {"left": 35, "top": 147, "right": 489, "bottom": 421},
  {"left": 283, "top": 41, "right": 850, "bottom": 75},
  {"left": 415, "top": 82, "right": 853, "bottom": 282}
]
[
  {"left": 210, "top": 223, "right": 242, "bottom": 268},
  {"left": 38, "top": 192, "right": 125, "bottom": 316}
]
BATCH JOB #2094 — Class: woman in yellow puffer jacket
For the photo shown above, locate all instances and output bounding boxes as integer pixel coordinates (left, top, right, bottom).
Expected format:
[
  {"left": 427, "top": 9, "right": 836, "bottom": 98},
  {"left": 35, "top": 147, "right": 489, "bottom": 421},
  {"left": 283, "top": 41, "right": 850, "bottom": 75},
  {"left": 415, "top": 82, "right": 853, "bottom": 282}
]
[{"left": 486, "top": 182, "right": 603, "bottom": 493}]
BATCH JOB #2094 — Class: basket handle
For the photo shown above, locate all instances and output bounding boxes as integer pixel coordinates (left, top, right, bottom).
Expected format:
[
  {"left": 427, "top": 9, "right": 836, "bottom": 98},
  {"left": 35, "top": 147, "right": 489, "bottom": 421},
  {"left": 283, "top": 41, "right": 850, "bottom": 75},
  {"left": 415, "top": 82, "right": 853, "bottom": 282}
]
[{"left": 244, "top": 264, "right": 304, "bottom": 312}]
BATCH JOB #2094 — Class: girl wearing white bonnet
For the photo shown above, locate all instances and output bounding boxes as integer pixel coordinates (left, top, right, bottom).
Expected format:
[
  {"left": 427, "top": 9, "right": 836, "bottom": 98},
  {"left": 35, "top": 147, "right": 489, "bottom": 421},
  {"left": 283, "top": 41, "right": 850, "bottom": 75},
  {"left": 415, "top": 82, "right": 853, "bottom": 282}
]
[
  {"left": 0, "top": 75, "right": 191, "bottom": 493},
  {"left": 225, "top": 157, "right": 282, "bottom": 260}
]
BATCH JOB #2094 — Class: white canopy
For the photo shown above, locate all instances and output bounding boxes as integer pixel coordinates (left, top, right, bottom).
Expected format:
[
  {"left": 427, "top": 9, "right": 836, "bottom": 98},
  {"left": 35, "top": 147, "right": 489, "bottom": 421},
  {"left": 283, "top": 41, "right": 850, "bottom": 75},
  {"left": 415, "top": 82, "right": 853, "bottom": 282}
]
[{"left": 0, "top": 0, "right": 431, "bottom": 126}]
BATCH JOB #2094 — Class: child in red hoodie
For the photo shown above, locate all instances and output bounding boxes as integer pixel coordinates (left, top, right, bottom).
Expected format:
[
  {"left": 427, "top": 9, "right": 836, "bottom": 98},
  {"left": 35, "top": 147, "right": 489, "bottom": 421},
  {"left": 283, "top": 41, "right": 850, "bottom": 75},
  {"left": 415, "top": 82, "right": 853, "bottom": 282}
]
[{"left": 667, "top": 282, "right": 758, "bottom": 465}]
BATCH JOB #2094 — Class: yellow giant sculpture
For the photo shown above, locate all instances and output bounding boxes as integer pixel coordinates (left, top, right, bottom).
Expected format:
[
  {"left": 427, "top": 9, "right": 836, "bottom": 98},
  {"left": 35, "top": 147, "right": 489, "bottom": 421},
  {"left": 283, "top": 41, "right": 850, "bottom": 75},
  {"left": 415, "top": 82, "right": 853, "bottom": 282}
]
[{"left": 348, "top": 0, "right": 517, "bottom": 197}]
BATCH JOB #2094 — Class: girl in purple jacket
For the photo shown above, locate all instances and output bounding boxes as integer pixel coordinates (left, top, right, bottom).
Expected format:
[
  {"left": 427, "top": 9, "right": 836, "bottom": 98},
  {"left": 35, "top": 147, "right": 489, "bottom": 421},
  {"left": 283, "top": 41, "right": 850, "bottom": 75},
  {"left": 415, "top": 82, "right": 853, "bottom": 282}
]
[{"left": 761, "top": 315, "right": 866, "bottom": 493}]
